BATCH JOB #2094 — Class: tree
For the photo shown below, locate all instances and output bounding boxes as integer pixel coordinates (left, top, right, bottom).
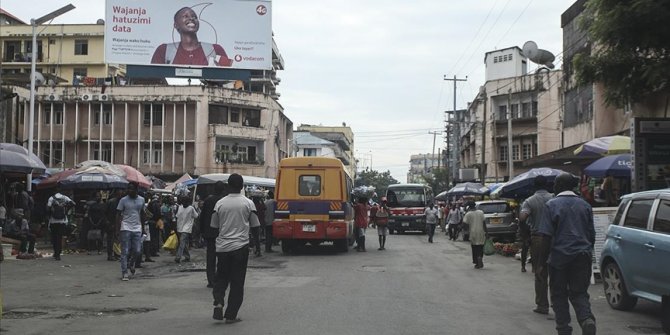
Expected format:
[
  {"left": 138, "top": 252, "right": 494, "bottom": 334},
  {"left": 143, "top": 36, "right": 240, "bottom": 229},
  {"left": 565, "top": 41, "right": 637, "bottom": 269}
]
[
  {"left": 355, "top": 169, "right": 399, "bottom": 199},
  {"left": 573, "top": 0, "right": 670, "bottom": 107},
  {"left": 421, "top": 168, "right": 451, "bottom": 194}
]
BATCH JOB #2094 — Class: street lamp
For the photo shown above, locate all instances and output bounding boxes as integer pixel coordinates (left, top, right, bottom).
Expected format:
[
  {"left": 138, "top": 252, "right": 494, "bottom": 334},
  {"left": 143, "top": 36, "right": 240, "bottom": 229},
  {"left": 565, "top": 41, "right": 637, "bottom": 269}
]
[{"left": 27, "top": 4, "right": 75, "bottom": 191}]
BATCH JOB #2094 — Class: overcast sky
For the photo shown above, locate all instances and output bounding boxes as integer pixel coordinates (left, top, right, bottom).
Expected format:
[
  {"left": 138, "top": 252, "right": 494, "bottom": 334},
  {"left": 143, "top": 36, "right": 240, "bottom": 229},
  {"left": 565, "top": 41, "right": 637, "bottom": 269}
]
[{"left": 0, "top": 0, "right": 574, "bottom": 182}]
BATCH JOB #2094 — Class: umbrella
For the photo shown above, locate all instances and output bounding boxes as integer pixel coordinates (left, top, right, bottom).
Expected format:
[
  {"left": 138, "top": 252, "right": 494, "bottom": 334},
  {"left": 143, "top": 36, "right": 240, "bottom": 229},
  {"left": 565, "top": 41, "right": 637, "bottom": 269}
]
[
  {"left": 584, "top": 154, "right": 632, "bottom": 178},
  {"left": 0, "top": 143, "right": 47, "bottom": 175},
  {"left": 76, "top": 160, "right": 125, "bottom": 176},
  {"left": 435, "top": 191, "right": 448, "bottom": 201},
  {"left": 37, "top": 169, "right": 79, "bottom": 189},
  {"left": 146, "top": 175, "right": 167, "bottom": 189},
  {"left": 58, "top": 167, "right": 129, "bottom": 190},
  {"left": 445, "top": 182, "right": 489, "bottom": 197},
  {"left": 115, "top": 164, "right": 152, "bottom": 189},
  {"left": 499, "top": 168, "right": 571, "bottom": 199},
  {"left": 574, "top": 135, "right": 630, "bottom": 156}
]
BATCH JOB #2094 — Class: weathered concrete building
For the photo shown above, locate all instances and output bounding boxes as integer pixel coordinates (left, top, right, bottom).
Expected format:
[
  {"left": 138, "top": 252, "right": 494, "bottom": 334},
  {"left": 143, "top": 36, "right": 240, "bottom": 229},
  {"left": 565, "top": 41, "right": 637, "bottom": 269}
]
[
  {"left": 10, "top": 85, "right": 292, "bottom": 178},
  {"left": 296, "top": 124, "right": 354, "bottom": 178},
  {"left": 407, "top": 153, "right": 440, "bottom": 184},
  {"left": 293, "top": 131, "right": 337, "bottom": 159}
]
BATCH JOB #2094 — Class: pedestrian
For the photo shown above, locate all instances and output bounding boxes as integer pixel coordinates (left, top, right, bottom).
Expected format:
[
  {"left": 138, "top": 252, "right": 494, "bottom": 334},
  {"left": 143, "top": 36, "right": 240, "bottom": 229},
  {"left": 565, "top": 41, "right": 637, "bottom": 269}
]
[
  {"left": 147, "top": 195, "right": 162, "bottom": 258},
  {"left": 353, "top": 197, "right": 370, "bottom": 252},
  {"left": 47, "top": 191, "right": 75, "bottom": 261},
  {"left": 463, "top": 201, "right": 487, "bottom": 269},
  {"left": 210, "top": 173, "right": 261, "bottom": 323},
  {"left": 375, "top": 198, "right": 390, "bottom": 250},
  {"left": 446, "top": 204, "right": 462, "bottom": 240},
  {"left": 538, "top": 173, "right": 596, "bottom": 335},
  {"left": 116, "top": 183, "right": 145, "bottom": 281},
  {"left": 251, "top": 196, "right": 265, "bottom": 257},
  {"left": 175, "top": 196, "right": 199, "bottom": 263},
  {"left": 263, "top": 191, "right": 276, "bottom": 253},
  {"left": 4, "top": 208, "right": 36, "bottom": 256},
  {"left": 369, "top": 203, "right": 378, "bottom": 228},
  {"left": 86, "top": 192, "right": 106, "bottom": 255},
  {"left": 518, "top": 175, "right": 553, "bottom": 314},
  {"left": 105, "top": 189, "right": 123, "bottom": 261},
  {"left": 424, "top": 202, "right": 439, "bottom": 243},
  {"left": 438, "top": 203, "right": 446, "bottom": 232},
  {"left": 200, "top": 181, "right": 228, "bottom": 288}
]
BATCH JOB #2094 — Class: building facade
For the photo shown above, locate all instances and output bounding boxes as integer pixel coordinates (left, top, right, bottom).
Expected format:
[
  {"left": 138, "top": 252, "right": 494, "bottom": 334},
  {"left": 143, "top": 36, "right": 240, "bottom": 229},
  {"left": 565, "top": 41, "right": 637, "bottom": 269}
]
[
  {"left": 293, "top": 131, "right": 337, "bottom": 159},
  {"left": 295, "top": 124, "right": 354, "bottom": 177},
  {"left": 10, "top": 85, "right": 292, "bottom": 178},
  {"left": 407, "top": 153, "right": 440, "bottom": 184}
]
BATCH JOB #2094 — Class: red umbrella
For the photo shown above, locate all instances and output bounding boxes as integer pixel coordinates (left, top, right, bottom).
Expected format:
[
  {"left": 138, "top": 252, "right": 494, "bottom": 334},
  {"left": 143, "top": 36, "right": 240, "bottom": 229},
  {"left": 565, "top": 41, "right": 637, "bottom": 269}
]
[
  {"left": 115, "top": 164, "right": 151, "bottom": 189},
  {"left": 37, "top": 168, "right": 79, "bottom": 189}
]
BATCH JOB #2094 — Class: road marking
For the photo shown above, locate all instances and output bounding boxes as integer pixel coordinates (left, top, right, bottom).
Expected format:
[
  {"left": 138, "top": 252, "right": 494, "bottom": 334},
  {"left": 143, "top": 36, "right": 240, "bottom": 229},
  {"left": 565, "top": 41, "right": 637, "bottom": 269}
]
[{"left": 246, "top": 275, "right": 318, "bottom": 288}]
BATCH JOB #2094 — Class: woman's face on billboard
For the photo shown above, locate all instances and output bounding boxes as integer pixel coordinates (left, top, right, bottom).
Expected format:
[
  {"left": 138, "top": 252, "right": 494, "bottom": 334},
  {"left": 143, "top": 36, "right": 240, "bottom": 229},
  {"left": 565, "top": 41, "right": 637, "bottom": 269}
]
[{"left": 174, "top": 8, "right": 199, "bottom": 34}]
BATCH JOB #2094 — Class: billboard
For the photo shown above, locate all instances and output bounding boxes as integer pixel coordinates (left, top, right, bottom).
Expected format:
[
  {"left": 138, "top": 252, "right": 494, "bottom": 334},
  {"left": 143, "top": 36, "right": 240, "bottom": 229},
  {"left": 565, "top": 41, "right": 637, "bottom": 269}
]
[{"left": 105, "top": 0, "right": 272, "bottom": 70}]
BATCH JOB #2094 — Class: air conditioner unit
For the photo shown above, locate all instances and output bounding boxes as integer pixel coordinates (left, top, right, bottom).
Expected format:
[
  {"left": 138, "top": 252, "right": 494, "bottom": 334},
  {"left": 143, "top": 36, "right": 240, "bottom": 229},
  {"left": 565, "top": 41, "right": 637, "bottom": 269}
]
[
  {"left": 175, "top": 143, "right": 185, "bottom": 151},
  {"left": 100, "top": 94, "right": 109, "bottom": 101},
  {"left": 48, "top": 94, "right": 60, "bottom": 101},
  {"left": 81, "top": 94, "right": 91, "bottom": 101}
]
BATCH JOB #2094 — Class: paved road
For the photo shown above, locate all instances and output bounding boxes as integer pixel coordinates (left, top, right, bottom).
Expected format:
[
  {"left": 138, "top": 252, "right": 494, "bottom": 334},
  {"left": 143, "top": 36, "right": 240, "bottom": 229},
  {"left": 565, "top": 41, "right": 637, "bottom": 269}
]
[{"left": 0, "top": 230, "right": 664, "bottom": 335}]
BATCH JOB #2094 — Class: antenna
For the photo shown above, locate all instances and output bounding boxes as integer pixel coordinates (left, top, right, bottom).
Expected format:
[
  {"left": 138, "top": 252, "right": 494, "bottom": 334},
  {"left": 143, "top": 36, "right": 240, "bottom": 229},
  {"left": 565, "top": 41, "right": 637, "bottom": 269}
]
[{"left": 522, "top": 41, "right": 555, "bottom": 69}]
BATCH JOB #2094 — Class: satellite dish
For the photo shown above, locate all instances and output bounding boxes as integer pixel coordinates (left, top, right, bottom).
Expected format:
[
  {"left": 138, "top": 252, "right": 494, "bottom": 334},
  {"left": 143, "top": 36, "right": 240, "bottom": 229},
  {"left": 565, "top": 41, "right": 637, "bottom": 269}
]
[
  {"left": 522, "top": 41, "right": 555, "bottom": 69},
  {"left": 96, "top": 19, "right": 105, "bottom": 24},
  {"left": 32, "top": 72, "right": 46, "bottom": 86}
]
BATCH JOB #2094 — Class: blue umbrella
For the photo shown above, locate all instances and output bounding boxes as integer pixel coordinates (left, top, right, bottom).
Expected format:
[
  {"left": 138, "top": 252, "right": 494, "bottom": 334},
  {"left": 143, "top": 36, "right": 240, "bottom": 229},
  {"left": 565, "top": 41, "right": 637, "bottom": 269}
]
[
  {"left": 584, "top": 154, "right": 632, "bottom": 178},
  {"left": 58, "top": 167, "right": 129, "bottom": 190},
  {"left": 446, "top": 182, "right": 489, "bottom": 197},
  {"left": 499, "top": 168, "right": 571, "bottom": 199}
]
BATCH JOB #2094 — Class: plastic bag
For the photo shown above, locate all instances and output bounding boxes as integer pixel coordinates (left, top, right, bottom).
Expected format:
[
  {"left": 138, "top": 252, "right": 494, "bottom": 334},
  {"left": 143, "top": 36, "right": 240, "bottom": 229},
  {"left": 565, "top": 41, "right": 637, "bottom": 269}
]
[
  {"left": 163, "top": 232, "right": 178, "bottom": 251},
  {"left": 113, "top": 242, "right": 121, "bottom": 256},
  {"left": 483, "top": 238, "right": 495, "bottom": 256}
]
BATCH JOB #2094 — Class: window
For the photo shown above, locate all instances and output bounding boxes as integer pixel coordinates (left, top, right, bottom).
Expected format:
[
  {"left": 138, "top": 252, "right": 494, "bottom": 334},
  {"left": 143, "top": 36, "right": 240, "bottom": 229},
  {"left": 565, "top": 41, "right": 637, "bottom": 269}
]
[
  {"left": 209, "top": 105, "right": 228, "bottom": 124},
  {"left": 304, "top": 148, "right": 317, "bottom": 157},
  {"left": 497, "top": 105, "right": 507, "bottom": 120},
  {"left": 73, "top": 67, "right": 87, "bottom": 85},
  {"left": 53, "top": 103, "right": 63, "bottom": 125},
  {"left": 508, "top": 53, "right": 513, "bottom": 61},
  {"left": 532, "top": 101, "right": 538, "bottom": 117},
  {"left": 143, "top": 104, "right": 163, "bottom": 126},
  {"left": 653, "top": 200, "right": 670, "bottom": 234},
  {"left": 3, "top": 40, "right": 21, "bottom": 62},
  {"left": 522, "top": 143, "right": 532, "bottom": 160},
  {"left": 512, "top": 145, "right": 520, "bottom": 161},
  {"left": 243, "top": 109, "right": 261, "bottom": 127},
  {"left": 499, "top": 145, "right": 508, "bottom": 162},
  {"left": 521, "top": 102, "right": 531, "bottom": 118},
  {"left": 299, "top": 175, "right": 321, "bottom": 196},
  {"left": 44, "top": 108, "right": 51, "bottom": 125},
  {"left": 532, "top": 142, "right": 538, "bottom": 157},
  {"left": 53, "top": 142, "right": 63, "bottom": 164},
  {"left": 623, "top": 199, "right": 654, "bottom": 229},
  {"left": 74, "top": 39, "right": 88, "bottom": 55},
  {"left": 511, "top": 104, "right": 519, "bottom": 119},
  {"left": 215, "top": 144, "right": 230, "bottom": 162},
  {"left": 92, "top": 143, "right": 111, "bottom": 162},
  {"left": 230, "top": 108, "right": 240, "bottom": 123},
  {"left": 153, "top": 144, "right": 162, "bottom": 164},
  {"left": 41, "top": 146, "right": 50, "bottom": 164},
  {"left": 247, "top": 146, "right": 257, "bottom": 162},
  {"left": 493, "top": 56, "right": 498, "bottom": 63},
  {"left": 143, "top": 143, "right": 150, "bottom": 164}
]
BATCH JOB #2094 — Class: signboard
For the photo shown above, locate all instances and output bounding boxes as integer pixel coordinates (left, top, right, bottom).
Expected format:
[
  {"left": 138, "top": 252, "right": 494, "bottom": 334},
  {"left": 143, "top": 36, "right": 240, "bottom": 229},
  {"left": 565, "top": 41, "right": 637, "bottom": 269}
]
[
  {"left": 631, "top": 118, "right": 670, "bottom": 192},
  {"left": 105, "top": 0, "right": 272, "bottom": 70},
  {"left": 591, "top": 207, "right": 617, "bottom": 275}
]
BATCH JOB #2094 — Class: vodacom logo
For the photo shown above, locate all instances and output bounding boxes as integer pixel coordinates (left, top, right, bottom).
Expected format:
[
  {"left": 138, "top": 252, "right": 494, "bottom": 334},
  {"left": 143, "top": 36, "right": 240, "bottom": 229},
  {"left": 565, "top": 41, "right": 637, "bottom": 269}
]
[
  {"left": 256, "top": 5, "right": 267, "bottom": 15},
  {"left": 234, "top": 54, "right": 243, "bottom": 62}
]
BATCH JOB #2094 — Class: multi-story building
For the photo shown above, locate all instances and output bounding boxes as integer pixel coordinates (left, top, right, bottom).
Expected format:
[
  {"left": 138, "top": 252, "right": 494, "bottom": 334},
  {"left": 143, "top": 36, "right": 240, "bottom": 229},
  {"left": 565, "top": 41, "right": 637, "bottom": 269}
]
[
  {"left": 292, "top": 131, "right": 337, "bottom": 158},
  {"left": 407, "top": 153, "right": 440, "bottom": 184},
  {"left": 457, "top": 46, "right": 563, "bottom": 182},
  {"left": 9, "top": 85, "right": 292, "bottom": 178},
  {"left": 296, "top": 124, "right": 354, "bottom": 177}
]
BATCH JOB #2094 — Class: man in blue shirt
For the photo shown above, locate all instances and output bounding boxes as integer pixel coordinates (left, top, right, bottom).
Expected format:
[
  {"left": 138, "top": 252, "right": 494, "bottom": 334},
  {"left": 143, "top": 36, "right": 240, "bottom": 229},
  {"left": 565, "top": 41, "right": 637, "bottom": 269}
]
[
  {"left": 538, "top": 173, "right": 596, "bottom": 335},
  {"left": 116, "top": 183, "right": 145, "bottom": 281}
]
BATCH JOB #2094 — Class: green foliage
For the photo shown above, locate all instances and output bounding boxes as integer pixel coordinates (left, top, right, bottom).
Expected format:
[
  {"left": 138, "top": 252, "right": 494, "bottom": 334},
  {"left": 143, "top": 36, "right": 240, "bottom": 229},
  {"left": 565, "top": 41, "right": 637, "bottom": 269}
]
[
  {"left": 421, "top": 168, "right": 450, "bottom": 194},
  {"left": 355, "top": 169, "right": 399, "bottom": 199},
  {"left": 574, "top": 0, "right": 670, "bottom": 107}
]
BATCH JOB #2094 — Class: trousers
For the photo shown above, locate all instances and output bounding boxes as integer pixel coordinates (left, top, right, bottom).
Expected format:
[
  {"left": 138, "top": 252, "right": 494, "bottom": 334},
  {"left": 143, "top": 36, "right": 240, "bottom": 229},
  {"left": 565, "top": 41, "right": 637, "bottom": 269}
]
[
  {"left": 531, "top": 235, "right": 550, "bottom": 312},
  {"left": 549, "top": 252, "right": 594, "bottom": 335},
  {"left": 212, "top": 245, "right": 249, "bottom": 320}
]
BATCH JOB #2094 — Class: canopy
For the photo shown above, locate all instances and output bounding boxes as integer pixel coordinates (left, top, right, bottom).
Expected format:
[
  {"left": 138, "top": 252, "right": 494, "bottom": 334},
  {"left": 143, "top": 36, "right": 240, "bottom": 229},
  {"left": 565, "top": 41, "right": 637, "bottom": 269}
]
[
  {"left": 584, "top": 154, "right": 632, "bottom": 178},
  {"left": 0, "top": 143, "right": 47, "bottom": 175},
  {"left": 58, "top": 167, "right": 129, "bottom": 190},
  {"left": 115, "top": 164, "right": 152, "bottom": 189},
  {"left": 445, "top": 182, "right": 489, "bottom": 197},
  {"left": 574, "top": 135, "right": 630, "bottom": 156},
  {"left": 197, "top": 173, "right": 275, "bottom": 188},
  {"left": 499, "top": 168, "right": 571, "bottom": 199}
]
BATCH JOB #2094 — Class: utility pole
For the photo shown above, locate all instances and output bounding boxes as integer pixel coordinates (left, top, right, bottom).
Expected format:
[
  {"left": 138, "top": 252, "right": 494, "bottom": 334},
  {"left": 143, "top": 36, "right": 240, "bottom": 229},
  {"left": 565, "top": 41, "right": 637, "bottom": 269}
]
[
  {"left": 479, "top": 86, "right": 487, "bottom": 184},
  {"left": 429, "top": 130, "right": 440, "bottom": 172},
  {"left": 507, "top": 88, "right": 514, "bottom": 180},
  {"left": 444, "top": 75, "right": 467, "bottom": 183},
  {"left": 444, "top": 115, "right": 451, "bottom": 188}
]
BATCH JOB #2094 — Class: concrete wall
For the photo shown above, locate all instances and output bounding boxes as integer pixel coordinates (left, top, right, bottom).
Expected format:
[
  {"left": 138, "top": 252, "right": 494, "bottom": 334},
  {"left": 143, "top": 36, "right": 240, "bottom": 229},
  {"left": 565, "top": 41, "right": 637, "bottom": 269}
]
[{"left": 484, "top": 47, "right": 527, "bottom": 82}]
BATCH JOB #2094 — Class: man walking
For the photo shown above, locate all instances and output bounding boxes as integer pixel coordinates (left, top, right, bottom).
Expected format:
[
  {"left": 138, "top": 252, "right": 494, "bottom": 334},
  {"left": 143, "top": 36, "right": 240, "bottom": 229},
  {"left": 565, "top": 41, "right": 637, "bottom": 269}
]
[
  {"left": 538, "top": 173, "right": 596, "bottom": 335},
  {"left": 263, "top": 191, "right": 276, "bottom": 253},
  {"left": 116, "top": 183, "right": 145, "bottom": 281},
  {"left": 47, "top": 191, "right": 74, "bottom": 261},
  {"left": 424, "top": 202, "right": 439, "bottom": 243},
  {"left": 519, "top": 175, "right": 553, "bottom": 314},
  {"left": 210, "top": 174, "right": 261, "bottom": 323},
  {"left": 200, "top": 181, "right": 228, "bottom": 288}
]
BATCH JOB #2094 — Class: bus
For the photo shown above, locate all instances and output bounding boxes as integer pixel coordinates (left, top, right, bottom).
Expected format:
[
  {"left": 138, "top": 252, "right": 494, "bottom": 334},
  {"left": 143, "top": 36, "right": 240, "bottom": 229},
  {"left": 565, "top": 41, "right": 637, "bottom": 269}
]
[
  {"left": 385, "top": 183, "right": 434, "bottom": 234},
  {"left": 272, "top": 157, "right": 355, "bottom": 253}
]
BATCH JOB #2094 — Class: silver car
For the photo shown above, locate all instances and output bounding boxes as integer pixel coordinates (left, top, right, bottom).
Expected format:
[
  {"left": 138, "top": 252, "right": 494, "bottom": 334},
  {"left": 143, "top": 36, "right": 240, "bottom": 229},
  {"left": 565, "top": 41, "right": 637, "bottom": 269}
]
[{"left": 475, "top": 200, "right": 518, "bottom": 241}]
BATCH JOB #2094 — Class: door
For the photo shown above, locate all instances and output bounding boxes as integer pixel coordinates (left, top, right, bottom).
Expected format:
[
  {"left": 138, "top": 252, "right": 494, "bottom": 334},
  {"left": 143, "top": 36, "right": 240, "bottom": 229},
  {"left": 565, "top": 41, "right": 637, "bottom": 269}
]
[
  {"left": 649, "top": 199, "right": 670, "bottom": 298},
  {"left": 616, "top": 199, "right": 655, "bottom": 295}
]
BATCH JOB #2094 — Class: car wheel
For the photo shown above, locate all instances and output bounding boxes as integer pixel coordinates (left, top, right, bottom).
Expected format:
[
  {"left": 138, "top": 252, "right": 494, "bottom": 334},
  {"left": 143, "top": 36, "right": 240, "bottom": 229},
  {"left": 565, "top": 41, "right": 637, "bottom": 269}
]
[
  {"left": 602, "top": 262, "right": 637, "bottom": 310},
  {"left": 281, "top": 240, "right": 292, "bottom": 254}
]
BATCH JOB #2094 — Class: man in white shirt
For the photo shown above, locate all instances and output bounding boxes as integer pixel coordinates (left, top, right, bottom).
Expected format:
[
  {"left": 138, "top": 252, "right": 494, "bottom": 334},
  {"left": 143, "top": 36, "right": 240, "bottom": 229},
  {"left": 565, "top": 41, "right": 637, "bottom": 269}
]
[
  {"left": 47, "top": 191, "right": 74, "bottom": 260},
  {"left": 116, "top": 183, "right": 145, "bottom": 281},
  {"left": 210, "top": 174, "right": 260, "bottom": 323}
]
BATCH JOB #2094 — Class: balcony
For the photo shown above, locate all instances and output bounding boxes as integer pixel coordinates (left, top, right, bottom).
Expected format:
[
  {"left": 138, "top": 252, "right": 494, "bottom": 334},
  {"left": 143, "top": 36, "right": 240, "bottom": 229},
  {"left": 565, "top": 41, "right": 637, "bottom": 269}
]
[
  {"left": 208, "top": 124, "right": 267, "bottom": 140},
  {"left": 332, "top": 145, "right": 351, "bottom": 165}
]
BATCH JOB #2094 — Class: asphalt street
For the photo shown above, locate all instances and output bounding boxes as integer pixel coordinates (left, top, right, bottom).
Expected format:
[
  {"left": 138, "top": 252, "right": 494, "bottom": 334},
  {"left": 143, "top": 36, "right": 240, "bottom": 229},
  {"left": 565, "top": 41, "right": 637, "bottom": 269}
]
[{"left": 0, "top": 230, "right": 664, "bottom": 335}]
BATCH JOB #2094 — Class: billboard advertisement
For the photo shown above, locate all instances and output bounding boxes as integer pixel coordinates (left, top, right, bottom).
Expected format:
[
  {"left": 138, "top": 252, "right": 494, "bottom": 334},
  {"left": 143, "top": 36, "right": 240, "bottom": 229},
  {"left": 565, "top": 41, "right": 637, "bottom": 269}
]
[{"left": 105, "top": 0, "right": 272, "bottom": 70}]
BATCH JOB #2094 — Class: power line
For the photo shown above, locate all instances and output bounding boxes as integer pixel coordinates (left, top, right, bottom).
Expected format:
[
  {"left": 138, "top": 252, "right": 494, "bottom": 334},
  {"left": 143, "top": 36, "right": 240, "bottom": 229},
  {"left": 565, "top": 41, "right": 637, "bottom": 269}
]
[{"left": 449, "top": 0, "right": 501, "bottom": 73}]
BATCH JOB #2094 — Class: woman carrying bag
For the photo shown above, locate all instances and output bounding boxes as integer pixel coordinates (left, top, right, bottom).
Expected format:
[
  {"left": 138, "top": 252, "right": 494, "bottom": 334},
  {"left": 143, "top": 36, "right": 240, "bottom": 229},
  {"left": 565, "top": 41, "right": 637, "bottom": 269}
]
[{"left": 463, "top": 201, "right": 488, "bottom": 269}]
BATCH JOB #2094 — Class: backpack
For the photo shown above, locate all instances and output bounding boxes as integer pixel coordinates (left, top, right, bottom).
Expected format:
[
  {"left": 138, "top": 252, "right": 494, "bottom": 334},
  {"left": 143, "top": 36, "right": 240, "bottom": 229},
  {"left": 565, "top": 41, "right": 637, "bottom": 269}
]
[{"left": 52, "top": 202, "right": 66, "bottom": 220}]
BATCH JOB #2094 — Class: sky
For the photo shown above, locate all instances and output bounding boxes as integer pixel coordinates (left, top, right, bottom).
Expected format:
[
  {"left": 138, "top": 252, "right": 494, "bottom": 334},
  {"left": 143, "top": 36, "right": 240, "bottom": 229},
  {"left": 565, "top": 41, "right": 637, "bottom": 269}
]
[{"left": 0, "top": 0, "right": 575, "bottom": 182}]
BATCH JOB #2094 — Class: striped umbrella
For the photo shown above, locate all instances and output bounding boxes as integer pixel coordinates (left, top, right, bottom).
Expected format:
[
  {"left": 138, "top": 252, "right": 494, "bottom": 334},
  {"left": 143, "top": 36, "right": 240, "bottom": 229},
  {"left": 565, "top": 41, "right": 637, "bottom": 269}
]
[{"left": 574, "top": 135, "right": 630, "bottom": 156}]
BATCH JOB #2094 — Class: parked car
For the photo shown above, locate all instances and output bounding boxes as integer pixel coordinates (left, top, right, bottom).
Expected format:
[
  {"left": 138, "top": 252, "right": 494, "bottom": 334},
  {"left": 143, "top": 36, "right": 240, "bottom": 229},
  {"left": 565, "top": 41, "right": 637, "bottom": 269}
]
[
  {"left": 600, "top": 189, "right": 670, "bottom": 334},
  {"left": 475, "top": 200, "right": 517, "bottom": 241}
]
